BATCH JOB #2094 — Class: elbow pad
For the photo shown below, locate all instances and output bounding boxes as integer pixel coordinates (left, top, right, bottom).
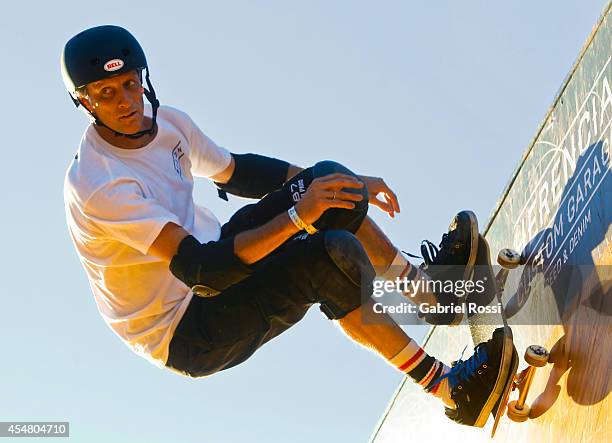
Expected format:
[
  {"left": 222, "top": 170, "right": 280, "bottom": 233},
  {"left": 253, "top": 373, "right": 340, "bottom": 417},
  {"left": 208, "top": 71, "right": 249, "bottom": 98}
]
[
  {"left": 169, "top": 235, "right": 253, "bottom": 297},
  {"left": 215, "top": 153, "right": 290, "bottom": 200}
]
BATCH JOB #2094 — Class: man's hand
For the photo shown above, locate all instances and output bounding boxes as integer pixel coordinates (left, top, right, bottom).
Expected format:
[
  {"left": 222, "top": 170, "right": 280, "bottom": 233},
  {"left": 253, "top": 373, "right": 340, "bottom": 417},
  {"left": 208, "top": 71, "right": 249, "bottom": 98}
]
[
  {"left": 358, "top": 175, "right": 400, "bottom": 218},
  {"left": 294, "top": 173, "right": 365, "bottom": 225}
]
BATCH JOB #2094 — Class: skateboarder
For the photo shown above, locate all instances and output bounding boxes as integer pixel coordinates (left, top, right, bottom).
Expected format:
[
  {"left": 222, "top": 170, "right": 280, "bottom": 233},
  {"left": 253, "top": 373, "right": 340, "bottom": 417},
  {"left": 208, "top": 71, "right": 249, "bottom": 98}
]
[{"left": 62, "top": 25, "right": 514, "bottom": 427}]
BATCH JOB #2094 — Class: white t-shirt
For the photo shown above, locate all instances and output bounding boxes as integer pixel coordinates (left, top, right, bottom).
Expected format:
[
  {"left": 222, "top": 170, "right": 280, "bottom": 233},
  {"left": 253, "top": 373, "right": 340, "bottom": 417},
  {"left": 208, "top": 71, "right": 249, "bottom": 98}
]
[{"left": 64, "top": 105, "right": 232, "bottom": 368}]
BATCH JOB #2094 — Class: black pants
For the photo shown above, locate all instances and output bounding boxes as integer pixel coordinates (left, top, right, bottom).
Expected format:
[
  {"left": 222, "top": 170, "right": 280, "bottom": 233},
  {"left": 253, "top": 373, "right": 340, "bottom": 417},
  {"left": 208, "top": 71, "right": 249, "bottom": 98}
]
[{"left": 165, "top": 190, "right": 373, "bottom": 378}]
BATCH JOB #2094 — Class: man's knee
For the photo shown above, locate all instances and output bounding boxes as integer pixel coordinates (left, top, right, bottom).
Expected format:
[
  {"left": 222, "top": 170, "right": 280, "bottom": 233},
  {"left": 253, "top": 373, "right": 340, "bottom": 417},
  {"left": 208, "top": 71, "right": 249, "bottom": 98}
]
[
  {"left": 318, "top": 230, "right": 375, "bottom": 320},
  {"left": 323, "top": 230, "right": 373, "bottom": 286}
]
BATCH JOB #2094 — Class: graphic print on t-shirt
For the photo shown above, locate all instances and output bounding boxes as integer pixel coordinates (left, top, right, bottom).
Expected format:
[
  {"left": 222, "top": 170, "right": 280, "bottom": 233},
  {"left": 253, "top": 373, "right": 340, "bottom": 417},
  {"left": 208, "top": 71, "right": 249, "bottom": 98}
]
[{"left": 172, "top": 141, "right": 185, "bottom": 180}]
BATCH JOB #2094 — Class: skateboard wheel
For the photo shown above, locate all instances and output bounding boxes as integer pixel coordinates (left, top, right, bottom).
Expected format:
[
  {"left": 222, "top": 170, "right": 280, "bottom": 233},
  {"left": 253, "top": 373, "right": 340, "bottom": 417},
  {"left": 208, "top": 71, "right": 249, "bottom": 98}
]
[
  {"left": 525, "top": 345, "right": 550, "bottom": 367},
  {"left": 507, "top": 400, "right": 530, "bottom": 422},
  {"left": 497, "top": 248, "right": 521, "bottom": 269}
]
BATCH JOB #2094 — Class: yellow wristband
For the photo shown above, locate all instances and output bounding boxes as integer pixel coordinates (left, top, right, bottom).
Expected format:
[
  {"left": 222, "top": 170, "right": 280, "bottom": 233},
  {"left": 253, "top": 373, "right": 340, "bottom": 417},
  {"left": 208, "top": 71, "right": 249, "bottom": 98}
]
[{"left": 287, "top": 206, "right": 318, "bottom": 235}]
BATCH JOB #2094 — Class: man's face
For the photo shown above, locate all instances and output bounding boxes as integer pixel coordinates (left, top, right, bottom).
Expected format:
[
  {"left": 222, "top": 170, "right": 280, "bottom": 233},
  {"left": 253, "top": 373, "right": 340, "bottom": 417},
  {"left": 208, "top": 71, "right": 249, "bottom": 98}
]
[{"left": 81, "top": 70, "right": 145, "bottom": 134}]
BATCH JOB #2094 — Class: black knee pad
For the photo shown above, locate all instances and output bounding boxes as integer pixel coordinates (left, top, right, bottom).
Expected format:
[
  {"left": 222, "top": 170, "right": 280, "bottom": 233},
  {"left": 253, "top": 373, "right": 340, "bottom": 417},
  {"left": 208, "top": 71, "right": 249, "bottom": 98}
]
[
  {"left": 318, "top": 230, "right": 375, "bottom": 320},
  {"left": 283, "top": 160, "right": 369, "bottom": 233}
]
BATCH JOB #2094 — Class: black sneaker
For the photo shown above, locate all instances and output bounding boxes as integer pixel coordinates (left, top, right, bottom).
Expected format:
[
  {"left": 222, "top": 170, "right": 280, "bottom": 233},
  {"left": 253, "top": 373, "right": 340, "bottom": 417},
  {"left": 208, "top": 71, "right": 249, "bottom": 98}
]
[
  {"left": 426, "top": 326, "right": 517, "bottom": 427},
  {"left": 418, "top": 210, "right": 479, "bottom": 325}
]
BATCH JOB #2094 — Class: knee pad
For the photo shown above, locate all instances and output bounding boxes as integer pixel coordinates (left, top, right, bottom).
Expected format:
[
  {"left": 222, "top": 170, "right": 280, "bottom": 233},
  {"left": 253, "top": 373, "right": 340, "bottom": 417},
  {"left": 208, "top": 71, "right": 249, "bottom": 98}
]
[
  {"left": 318, "top": 230, "right": 375, "bottom": 320},
  {"left": 283, "top": 160, "right": 369, "bottom": 233},
  {"left": 323, "top": 230, "right": 374, "bottom": 285}
]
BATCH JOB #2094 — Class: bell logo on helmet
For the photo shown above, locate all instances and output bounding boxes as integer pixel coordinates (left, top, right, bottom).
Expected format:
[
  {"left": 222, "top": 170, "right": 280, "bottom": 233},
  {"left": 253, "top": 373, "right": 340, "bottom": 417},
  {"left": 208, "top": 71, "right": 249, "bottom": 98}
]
[{"left": 104, "top": 59, "right": 124, "bottom": 72}]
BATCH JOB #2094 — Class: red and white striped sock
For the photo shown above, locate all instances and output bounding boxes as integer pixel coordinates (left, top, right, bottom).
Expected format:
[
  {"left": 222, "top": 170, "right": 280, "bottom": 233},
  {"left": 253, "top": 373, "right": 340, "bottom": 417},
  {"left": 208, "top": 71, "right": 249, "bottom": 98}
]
[
  {"left": 379, "top": 249, "right": 438, "bottom": 306},
  {"left": 389, "top": 340, "right": 455, "bottom": 409}
]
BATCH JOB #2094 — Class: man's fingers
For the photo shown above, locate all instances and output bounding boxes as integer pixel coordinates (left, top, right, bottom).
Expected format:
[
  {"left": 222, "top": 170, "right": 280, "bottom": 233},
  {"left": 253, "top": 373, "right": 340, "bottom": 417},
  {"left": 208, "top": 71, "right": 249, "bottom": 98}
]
[
  {"left": 324, "top": 190, "right": 363, "bottom": 201},
  {"left": 316, "top": 174, "right": 363, "bottom": 189},
  {"left": 370, "top": 192, "right": 399, "bottom": 218},
  {"left": 323, "top": 180, "right": 365, "bottom": 191},
  {"left": 316, "top": 172, "right": 357, "bottom": 182},
  {"left": 322, "top": 198, "right": 356, "bottom": 210},
  {"left": 372, "top": 197, "right": 392, "bottom": 212},
  {"left": 377, "top": 190, "right": 400, "bottom": 212},
  {"left": 387, "top": 190, "right": 400, "bottom": 213}
]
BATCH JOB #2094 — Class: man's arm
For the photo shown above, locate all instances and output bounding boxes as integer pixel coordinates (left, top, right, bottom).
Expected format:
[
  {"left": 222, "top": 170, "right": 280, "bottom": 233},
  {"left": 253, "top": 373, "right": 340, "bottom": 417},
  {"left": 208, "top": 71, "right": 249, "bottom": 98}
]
[
  {"left": 147, "top": 222, "right": 191, "bottom": 262},
  {"left": 210, "top": 155, "right": 304, "bottom": 185},
  {"left": 147, "top": 212, "right": 300, "bottom": 266},
  {"left": 211, "top": 153, "right": 291, "bottom": 199},
  {"left": 209, "top": 153, "right": 304, "bottom": 186},
  {"left": 208, "top": 154, "right": 235, "bottom": 184},
  {"left": 210, "top": 155, "right": 398, "bottom": 218},
  {"left": 286, "top": 164, "right": 400, "bottom": 218},
  {"left": 238, "top": 172, "right": 362, "bottom": 264},
  {"left": 148, "top": 173, "right": 363, "bottom": 292},
  {"left": 148, "top": 172, "right": 363, "bottom": 264}
]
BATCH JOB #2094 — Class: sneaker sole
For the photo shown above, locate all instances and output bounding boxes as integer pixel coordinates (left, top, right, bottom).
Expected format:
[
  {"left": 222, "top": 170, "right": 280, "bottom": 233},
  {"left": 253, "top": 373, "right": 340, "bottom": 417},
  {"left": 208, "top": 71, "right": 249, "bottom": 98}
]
[
  {"left": 461, "top": 210, "right": 479, "bottom": 282},
  {"left": 448, "top": 210, "right": 479, "bottom": 325},
  {"left": 466, "top": 234, "right": 497, "bottom": 314},
  {"left": 473, "top": 326, "right": 515, "bottom": 427}
]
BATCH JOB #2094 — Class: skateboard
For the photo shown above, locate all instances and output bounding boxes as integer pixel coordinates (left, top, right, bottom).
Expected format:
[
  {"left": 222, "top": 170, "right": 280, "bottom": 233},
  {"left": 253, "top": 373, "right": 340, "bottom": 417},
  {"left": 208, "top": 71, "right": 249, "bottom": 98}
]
[{"left": 489, "top": 246, "right": 551, "bottom": 438}]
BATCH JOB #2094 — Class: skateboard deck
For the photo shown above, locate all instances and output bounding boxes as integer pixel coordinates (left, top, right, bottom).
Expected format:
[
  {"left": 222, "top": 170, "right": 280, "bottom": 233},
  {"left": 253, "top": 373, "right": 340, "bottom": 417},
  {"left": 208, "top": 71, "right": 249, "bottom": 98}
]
[{"left": 491, "top": 348, "right": 519, "bottom": 437}]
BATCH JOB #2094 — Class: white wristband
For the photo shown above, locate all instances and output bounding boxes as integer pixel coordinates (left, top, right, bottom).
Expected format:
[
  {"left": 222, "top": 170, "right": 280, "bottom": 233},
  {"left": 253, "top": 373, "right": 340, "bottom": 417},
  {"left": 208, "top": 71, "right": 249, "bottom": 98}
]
[{"left": 287, "top": 206, "right": 318, "bottom": 234}]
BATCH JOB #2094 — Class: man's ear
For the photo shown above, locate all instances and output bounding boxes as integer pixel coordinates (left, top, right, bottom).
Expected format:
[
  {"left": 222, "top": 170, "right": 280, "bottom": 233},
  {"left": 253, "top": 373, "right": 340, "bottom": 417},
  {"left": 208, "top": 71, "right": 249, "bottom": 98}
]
[
  {"left": 76, "top": 88, "right": 95, "bottom": 114},
  {"left": 78, "top": 95, "right": 94, "bottom": 114}
]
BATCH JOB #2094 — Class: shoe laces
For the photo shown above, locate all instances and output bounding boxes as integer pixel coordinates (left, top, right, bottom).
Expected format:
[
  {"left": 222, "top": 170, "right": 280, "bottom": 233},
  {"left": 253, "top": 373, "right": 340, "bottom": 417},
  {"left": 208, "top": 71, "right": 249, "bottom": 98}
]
[
  {"left": 429, "top": 345, "right": 489, "bottom": 389},
  {"left": 421, "top": 232, "right": 456, "bottom": 266},
  {"left": 421, "top": 239, "right": 439, "bottom": 266},
  {"left": 403, "top": 232, "right": 456, "bottom": 267}
]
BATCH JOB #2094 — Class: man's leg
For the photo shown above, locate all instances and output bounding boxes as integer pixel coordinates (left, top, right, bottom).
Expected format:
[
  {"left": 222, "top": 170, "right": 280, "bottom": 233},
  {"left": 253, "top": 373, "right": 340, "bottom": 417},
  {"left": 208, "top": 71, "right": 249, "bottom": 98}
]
[
  {"left": 354, "top": 215, "right": 396, "bottom": 268},
  {"left": 334, "top": 216, "right": 435, "bottom": 359},
  {"left": 221, "top": 164, "right": 506, "bottom": 424},
  {"left": 354, "top": 215, "right": 438, "bottom": 306},
  {"left": 337, "top": 298, "right": 453, "bottom": 404},
  {"left": 316, "top": 227, "right": 456, "bottom": 408},
  {"left": 331, "top": 215, "right": 488, "bottom": 407},
  {"left": 353, "top": 212, "right": 480, "bottom": 326},
  {"left": 329, "top": 214, "right": 514, "bottom": 427}
]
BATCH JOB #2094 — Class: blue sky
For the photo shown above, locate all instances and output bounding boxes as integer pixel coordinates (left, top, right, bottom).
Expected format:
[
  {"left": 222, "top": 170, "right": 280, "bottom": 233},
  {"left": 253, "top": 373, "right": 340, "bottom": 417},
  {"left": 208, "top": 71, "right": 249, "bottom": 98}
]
[{"left": 0, "top": 1, "right": 607, "bottom": 442}]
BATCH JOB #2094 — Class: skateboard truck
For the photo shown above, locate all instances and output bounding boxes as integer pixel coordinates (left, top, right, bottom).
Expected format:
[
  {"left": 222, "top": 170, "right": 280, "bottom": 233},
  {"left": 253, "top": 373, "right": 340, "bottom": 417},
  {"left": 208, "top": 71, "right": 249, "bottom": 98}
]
[
  {"left": 506, "top": 345, "right": 550, "bottom": 422},
  {"left": 491, "top": 344, "right": 550, "bottom": 437}
]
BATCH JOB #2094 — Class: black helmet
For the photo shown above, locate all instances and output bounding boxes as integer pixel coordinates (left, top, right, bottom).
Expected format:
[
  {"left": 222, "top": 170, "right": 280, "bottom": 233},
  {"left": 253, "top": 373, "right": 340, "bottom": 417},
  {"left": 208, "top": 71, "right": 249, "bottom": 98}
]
[{"left": 61, "top": 25, "right": 159, "bottom": 138}]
